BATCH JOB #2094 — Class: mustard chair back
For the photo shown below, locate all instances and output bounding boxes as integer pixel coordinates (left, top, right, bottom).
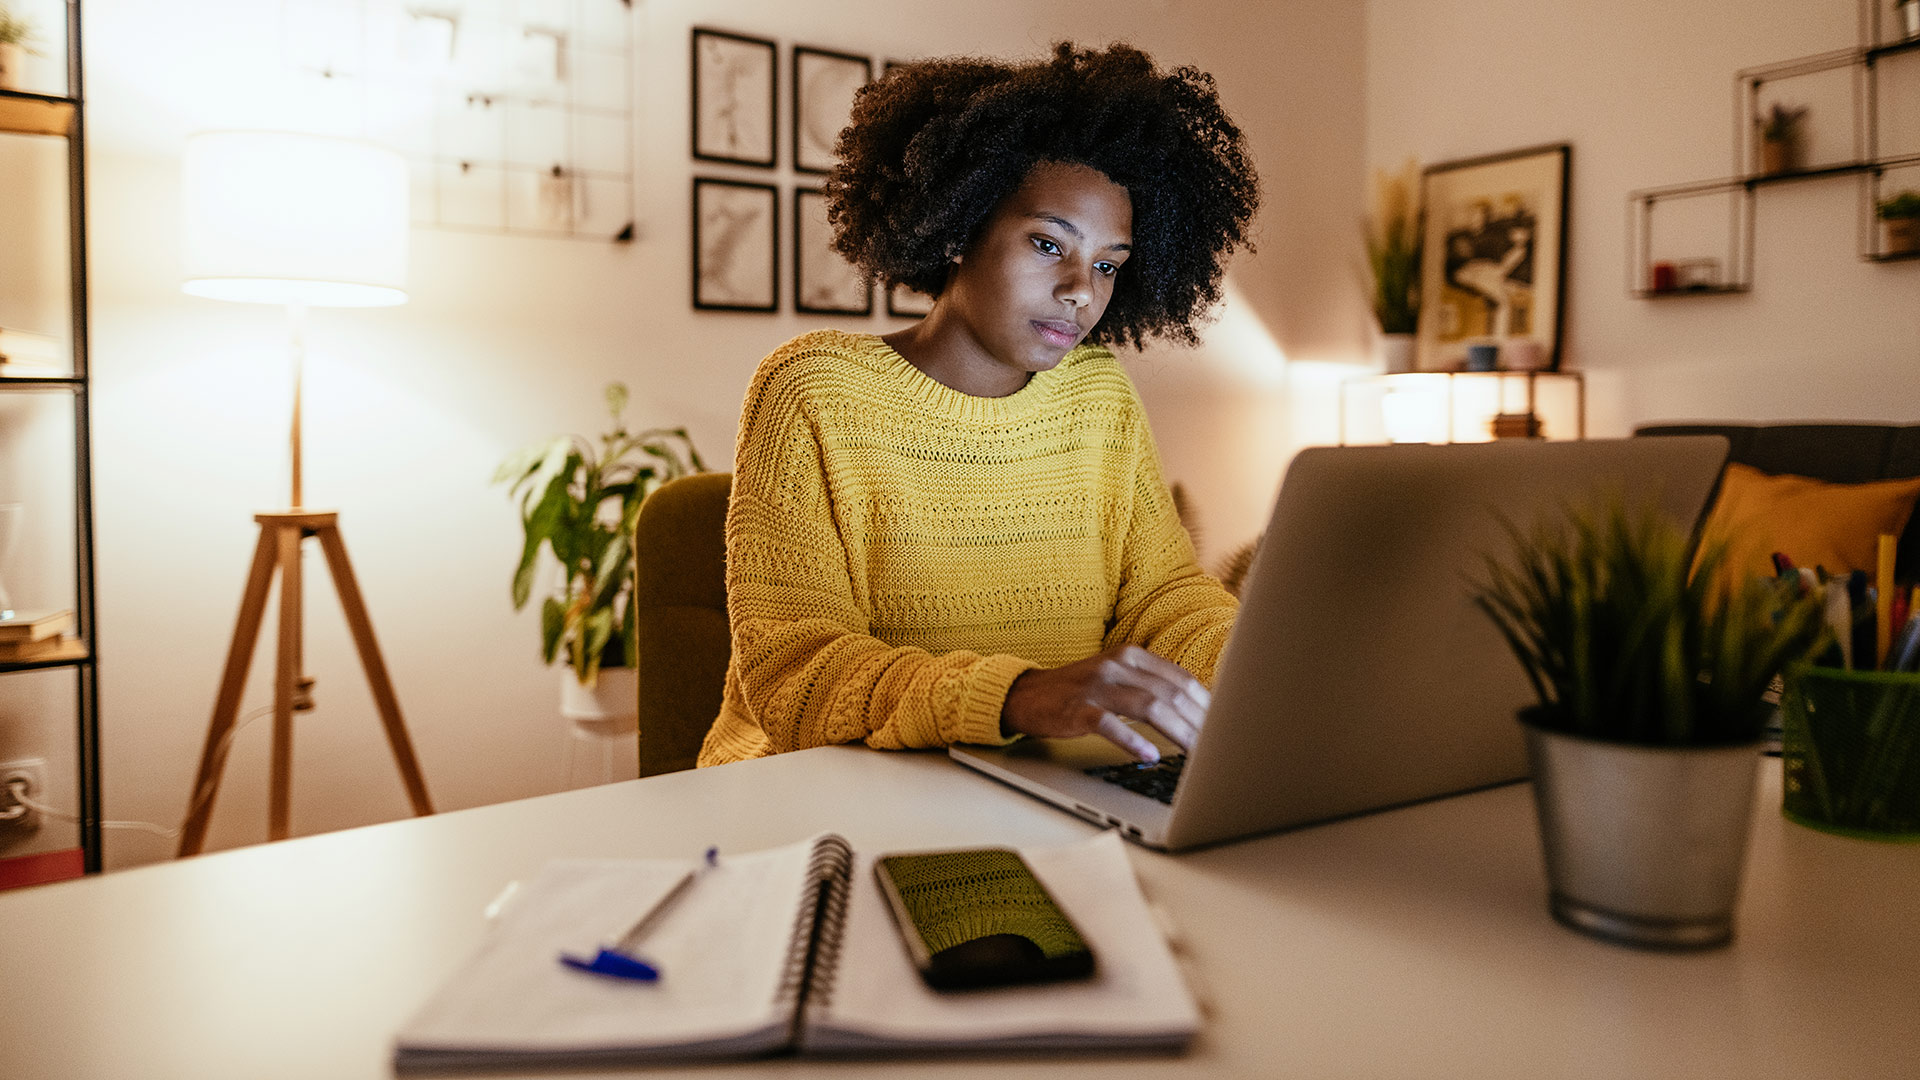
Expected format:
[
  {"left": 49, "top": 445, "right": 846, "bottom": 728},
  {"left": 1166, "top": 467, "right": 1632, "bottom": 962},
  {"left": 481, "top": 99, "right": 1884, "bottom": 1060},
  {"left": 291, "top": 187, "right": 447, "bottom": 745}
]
[{"left": 632, "top": 471, "right": 732, "bottom": 776}]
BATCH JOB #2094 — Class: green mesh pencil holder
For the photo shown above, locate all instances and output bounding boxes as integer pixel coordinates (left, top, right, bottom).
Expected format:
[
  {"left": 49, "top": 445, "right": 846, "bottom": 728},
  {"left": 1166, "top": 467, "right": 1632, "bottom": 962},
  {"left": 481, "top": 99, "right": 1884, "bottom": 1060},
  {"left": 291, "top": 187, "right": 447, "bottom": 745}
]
[{"left": 1780, "top": 666, "right": 1920, "bottom": 842}]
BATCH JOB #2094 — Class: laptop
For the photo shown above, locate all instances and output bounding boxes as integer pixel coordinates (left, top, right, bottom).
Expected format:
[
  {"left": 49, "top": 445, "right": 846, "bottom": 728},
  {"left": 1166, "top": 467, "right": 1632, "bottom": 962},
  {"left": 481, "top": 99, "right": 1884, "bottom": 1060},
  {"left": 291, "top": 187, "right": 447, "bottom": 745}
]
[{"left": 950, "top": 437, "right": 1730, "bottom": 852}]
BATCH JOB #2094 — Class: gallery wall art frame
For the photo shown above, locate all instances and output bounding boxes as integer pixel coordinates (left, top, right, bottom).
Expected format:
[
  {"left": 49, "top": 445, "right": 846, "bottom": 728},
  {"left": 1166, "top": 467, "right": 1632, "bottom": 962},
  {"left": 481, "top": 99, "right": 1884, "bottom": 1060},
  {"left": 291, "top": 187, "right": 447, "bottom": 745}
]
[
  {"left": 1415, "top": 143, "right": 1571, "bottom": 372},
  {"left": 692, "top": 178, "right": 779, "bottom": 312},
  {"left": 793, "top": 188, "right": 872, "bottom": 316},
  {"left": 692, "top": 27, "right": 777, "bottom": 168},
  {"left": 792, "top": 45, "right": 871, "bottom": 175}
]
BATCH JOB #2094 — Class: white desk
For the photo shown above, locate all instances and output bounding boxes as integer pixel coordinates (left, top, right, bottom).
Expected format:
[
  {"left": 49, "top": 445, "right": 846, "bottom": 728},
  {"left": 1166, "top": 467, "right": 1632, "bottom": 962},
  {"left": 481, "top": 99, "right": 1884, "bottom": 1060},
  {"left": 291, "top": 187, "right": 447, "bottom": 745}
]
[{"left": 0, "top": 747, "right": 1914, "bottom": 1079}]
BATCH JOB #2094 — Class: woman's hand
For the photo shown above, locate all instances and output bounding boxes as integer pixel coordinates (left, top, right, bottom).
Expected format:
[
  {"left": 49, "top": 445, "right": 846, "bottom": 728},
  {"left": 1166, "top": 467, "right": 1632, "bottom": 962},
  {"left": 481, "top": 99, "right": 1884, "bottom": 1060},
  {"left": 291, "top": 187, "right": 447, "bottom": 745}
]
[{"left": 1000, "top": 645, "right": 1210, "bottom": 762}]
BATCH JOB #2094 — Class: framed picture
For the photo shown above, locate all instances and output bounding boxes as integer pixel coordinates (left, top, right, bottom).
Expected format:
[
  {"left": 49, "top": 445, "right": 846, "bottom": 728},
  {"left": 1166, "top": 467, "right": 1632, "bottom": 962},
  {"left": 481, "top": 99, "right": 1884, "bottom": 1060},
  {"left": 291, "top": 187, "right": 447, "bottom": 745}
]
[
  {"left": 886, "top": 284, "right": 935, "bottom": 318},
  {"left": 1415, "top": 143, "right": 1570, "bottom": 371},
  {"left": 693, "top": 178, "right": 778, "bottom": 312},
  {"left": 793, "top": 46, "right": 871, "bottom": 174},
  {"left": 692, "top": 28, "right": 776, "bottom": 168},
  {"left": 794, "top": 188, "right": 872, "bottom": 315}
]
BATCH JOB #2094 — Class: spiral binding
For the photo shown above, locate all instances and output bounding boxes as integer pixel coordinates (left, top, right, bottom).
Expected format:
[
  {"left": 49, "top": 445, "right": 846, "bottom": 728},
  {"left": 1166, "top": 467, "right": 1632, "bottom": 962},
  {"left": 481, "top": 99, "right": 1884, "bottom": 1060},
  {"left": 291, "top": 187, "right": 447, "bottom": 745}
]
[{"left": 774, "top": 832, "right": 854, "bottom": 1037}]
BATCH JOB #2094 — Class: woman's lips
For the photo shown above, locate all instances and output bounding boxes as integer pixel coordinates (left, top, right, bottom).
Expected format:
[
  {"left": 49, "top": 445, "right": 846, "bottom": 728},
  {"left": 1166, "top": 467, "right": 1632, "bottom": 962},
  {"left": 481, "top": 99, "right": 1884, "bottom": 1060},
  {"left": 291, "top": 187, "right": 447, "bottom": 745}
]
[{"left": 1032, "top": 320, "right": 1080, "bottom": 348}]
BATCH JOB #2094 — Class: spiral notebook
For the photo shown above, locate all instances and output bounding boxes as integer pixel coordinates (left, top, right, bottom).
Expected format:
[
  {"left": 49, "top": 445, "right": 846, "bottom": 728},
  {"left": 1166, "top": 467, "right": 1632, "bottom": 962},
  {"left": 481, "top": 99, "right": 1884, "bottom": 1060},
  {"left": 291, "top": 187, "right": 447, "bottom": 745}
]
[{"left": 393, "top": 830, "right": 1197, "bottom": 1069}]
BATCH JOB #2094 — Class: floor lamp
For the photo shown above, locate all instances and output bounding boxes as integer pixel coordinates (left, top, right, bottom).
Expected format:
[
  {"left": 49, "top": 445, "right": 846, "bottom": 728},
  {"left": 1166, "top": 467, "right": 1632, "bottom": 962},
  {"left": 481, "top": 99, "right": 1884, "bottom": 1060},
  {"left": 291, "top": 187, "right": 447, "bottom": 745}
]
[{"left": 174, "top": 132, "right": 433, "bottom": 856}]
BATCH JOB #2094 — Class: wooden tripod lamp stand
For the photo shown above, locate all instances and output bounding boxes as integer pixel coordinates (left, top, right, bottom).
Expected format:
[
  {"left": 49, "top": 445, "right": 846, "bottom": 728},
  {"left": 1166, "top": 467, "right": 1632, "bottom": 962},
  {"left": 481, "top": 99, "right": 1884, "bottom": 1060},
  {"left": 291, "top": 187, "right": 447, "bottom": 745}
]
[{"left": 175, "top": 133, "right": 433, "bottom": 856}]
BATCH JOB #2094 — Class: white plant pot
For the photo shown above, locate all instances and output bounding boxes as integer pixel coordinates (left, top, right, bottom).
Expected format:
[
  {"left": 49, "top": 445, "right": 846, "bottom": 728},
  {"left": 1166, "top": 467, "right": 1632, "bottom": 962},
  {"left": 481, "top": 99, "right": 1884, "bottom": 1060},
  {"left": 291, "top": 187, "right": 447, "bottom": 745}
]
[
  {"left": 559, "top": 666, "right": 638, "bottom": 737},
  {"left": 1902, "top": 1, "right": 1920, "bottom": 40},
  {"left": 1376, "top": 332, "right": 1417, "bottom": 374},
  {"left": 0, "top": 44, "right": 23, "bottom": 91},
  {"left": 1524, "top": 720, "right": 1762, "bottom": 950}
]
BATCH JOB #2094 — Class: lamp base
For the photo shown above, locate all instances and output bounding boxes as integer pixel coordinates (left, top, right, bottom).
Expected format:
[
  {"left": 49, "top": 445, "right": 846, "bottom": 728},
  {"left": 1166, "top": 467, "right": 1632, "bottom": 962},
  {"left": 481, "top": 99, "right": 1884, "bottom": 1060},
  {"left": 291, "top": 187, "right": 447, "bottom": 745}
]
[{"left": 177, "top": 510, "right": 432, "bottom": 855}]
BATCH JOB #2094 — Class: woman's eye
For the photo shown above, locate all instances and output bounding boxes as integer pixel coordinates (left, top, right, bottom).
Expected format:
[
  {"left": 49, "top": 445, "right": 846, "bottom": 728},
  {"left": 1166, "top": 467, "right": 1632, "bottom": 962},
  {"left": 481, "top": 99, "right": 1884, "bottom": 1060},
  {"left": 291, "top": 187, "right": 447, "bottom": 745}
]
[
  {"left": 1032, "top": 236, "right": 1061, "bottom": 255},
  {"left": 1095, "top": 262, "right": 1119, "bottom": 277}
]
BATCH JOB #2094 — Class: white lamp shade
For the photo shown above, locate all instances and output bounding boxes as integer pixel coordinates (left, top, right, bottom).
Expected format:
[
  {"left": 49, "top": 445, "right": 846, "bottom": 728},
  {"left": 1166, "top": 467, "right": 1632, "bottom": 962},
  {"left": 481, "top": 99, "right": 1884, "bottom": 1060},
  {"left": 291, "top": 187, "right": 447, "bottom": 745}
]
[{"left": 181, "top": 132, "right": 410, "bottom": 307}]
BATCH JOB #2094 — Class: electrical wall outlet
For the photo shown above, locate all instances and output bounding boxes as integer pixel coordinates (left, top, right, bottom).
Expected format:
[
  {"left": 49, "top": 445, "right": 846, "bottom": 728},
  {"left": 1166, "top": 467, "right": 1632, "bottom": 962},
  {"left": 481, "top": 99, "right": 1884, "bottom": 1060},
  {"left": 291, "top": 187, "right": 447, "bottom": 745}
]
[{"left": 0, "top": 758, "right": 46, "bottom": 833}]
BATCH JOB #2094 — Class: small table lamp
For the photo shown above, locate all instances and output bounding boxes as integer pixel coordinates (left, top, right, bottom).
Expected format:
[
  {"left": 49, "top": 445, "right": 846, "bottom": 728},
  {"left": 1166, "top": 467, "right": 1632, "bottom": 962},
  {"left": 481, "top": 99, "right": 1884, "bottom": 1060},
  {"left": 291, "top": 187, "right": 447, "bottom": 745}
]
[{"left": 175, "top": 131, "right": 433, "bottom": 855}]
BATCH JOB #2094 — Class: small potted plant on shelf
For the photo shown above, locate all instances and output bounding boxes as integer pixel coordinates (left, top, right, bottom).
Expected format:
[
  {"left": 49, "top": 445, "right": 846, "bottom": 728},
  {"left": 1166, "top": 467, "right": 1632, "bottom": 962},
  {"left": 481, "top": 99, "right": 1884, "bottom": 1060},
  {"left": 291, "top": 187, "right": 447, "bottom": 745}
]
[
  {"left": 1364, "top": 158, "right": 1422, "bottom": 374},
  {"left": 1476, "top": 498, "right": 1828, "bottom": 950},
  {"left": 0, "top": 4, "right": 40, "bottom": 92},
  {"left": 1756, "top": 103, "right": 1808, "bottom": 176},
  {"left": 496, "top": 383, "right": 705, "bottom": 728},
  {"left": 1876, "top": 190, "right": 1920, "bottom": 256}
]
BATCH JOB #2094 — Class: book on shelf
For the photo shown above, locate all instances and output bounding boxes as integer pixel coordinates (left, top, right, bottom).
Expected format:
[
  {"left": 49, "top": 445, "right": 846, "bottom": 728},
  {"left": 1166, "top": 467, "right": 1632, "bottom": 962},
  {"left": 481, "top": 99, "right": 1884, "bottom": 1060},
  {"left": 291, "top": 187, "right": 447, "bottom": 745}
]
[
  {"left": 0, "top": 611, "right": 72, "bottom": 644},
  {"left": 0, "top": 635, "right": 84, "bottom": 662},
  {"left": 393, "top": 829, "right": 1197, "bottom": 1069}
]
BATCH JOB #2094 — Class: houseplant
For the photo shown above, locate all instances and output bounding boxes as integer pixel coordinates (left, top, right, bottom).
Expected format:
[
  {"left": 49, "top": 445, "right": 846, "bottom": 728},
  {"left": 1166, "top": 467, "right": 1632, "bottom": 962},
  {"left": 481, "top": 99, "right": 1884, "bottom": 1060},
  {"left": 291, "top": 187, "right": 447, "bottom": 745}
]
[
  {"left": 1876, "top": 190, "right": 1920, "bottom": 256},
  {"left": 1476, "top": 498, "right": 1828, "bottom": 949},
  {"left": 1756, "top": 103, "right": 1807, "bottom": 175},
  {"left": 0, "top": 4, "right": 39, "bottom": 91},
  {"left": 496, "top": 383, "right": 704, "bottom": 721},
  {"left": 1364, "top": 158, "right": 1422, "bottom": 373}
]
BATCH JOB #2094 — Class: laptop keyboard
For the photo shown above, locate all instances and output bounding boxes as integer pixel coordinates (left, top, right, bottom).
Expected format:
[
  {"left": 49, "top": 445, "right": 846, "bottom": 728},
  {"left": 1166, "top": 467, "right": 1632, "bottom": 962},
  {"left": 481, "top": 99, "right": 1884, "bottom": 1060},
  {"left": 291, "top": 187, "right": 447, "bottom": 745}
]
[{"left": 1085, "top": 755, "right": 1186, "bottom": 804}]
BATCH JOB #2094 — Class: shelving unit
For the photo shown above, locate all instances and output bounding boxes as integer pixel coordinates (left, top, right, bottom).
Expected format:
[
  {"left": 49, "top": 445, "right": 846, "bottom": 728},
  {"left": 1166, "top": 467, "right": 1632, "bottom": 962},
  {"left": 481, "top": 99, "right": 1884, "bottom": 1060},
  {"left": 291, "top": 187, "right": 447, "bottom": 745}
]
[
  {"left": 0, "top": 0, "right": 100, "bottom": 874},
  {"left": 1627, "top": 4, "right": 1920, "bottom": 296},
  {"left": 1338, "top": 370, "right": 1587, "bottom": 446}
]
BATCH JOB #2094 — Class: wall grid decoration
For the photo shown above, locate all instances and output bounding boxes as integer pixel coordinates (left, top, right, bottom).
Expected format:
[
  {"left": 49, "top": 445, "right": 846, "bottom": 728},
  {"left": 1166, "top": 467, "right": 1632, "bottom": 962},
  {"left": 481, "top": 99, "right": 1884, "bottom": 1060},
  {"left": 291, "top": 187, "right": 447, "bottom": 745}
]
[{"left": 278, "top": 0, "right": 637, "bottom": 242}]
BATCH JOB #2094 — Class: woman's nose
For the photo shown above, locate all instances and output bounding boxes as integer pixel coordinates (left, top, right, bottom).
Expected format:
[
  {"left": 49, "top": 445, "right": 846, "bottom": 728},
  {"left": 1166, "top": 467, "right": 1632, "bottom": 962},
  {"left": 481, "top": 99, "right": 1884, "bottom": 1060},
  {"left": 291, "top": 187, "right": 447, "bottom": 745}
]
[{"left": 1055, "top": 261, "right": 1094, "bottom": 308}]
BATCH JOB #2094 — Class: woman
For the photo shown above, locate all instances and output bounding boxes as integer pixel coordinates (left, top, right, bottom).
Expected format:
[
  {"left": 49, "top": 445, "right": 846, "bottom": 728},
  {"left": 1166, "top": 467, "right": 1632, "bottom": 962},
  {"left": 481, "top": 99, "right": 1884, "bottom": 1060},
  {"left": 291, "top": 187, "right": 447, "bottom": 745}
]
[{"left": 697, "top": 43, "right": 1260, "bottom": 768}]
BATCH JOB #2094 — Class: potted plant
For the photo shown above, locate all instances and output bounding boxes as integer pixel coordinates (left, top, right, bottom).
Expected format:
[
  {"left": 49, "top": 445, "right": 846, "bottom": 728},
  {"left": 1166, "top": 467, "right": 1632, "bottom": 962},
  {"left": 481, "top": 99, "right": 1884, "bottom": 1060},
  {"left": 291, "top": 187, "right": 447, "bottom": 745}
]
[
  {"left": 1476, "top": 499, "right": 1828, "bottom": 950},
  {"left": 1876, "top": 190, "right": 1920, "bottom": 256},
  {"left": 1756, "top": 103, "right": 1808, "bottom": 175},
  {"left": 496, "top": 384, "right": 705, "bottom": 726},
  {"left": 1899, "top": 0, "right": 1920, "bottom": 41},
  {"left": 0, "top": 4, "right": 39, "bottom": 91},
  {"left": 1364, "top": 158, "right": 1422, "bottom": 374}
]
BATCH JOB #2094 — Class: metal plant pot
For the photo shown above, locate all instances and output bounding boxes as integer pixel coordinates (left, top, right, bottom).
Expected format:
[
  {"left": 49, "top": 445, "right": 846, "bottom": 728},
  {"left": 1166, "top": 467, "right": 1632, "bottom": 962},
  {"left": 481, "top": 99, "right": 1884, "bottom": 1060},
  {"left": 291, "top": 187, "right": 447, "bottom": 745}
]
[
  {"left": 1885, "top": 217, "right": 1920, "bottom": 256},
  {"left": 1523, "top": 720, "right": 1763, "bottom": 950}
]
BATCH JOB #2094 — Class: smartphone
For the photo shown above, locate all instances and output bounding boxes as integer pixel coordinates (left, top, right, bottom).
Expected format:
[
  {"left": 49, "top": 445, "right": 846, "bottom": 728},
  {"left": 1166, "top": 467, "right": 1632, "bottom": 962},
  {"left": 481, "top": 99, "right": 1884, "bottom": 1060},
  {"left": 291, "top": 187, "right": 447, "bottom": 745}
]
[{"left": 873, "top": 847, "right": 1096, "bottom": 991}]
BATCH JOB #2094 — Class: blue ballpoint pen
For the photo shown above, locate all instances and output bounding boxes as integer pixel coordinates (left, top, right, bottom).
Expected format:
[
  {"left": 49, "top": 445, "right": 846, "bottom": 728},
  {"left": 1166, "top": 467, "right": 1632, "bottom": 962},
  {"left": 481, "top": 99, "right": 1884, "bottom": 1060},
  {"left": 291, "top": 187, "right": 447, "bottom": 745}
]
[{"left": 560, "top": 846, "right": 719, "bottom": 982}]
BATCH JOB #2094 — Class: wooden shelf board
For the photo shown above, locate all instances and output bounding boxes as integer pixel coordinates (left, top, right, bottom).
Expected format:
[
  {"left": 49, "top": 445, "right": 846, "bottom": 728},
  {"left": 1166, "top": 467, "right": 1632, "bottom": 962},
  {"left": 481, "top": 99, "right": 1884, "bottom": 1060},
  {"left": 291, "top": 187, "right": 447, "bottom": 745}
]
[
  {"left": 1632, "top": 285, "right": 1750, "bottom": 299},
  {"left": 0, "top": 638, "right": 90, "bottom": 672},
  {"left": 0, "top": 93, "right": 74, "bottom": 137},
  {"left": 1866, "top": 249, "right": 1920, "bottom": 263}
]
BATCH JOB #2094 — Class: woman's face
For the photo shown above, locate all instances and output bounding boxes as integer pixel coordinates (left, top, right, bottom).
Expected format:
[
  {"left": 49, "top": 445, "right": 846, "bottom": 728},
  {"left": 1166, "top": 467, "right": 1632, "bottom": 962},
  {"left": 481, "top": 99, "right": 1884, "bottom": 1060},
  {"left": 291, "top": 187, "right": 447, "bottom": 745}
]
[{"left": 940, "top": 161, "right": 1133, "bottom": 379}]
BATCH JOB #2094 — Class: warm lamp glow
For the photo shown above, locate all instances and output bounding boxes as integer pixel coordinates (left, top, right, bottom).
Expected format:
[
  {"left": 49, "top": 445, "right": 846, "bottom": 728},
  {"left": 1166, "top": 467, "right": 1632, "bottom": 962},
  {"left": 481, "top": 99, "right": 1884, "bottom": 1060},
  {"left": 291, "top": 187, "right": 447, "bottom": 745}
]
[{"left": 181, "top": 132, "right": 409, "bottom": 308}]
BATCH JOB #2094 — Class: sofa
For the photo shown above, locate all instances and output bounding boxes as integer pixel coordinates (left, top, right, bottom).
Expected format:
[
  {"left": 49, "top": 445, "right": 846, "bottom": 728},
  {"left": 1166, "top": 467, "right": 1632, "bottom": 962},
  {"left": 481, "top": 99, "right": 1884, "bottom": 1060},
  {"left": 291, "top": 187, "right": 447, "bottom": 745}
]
[{"left": 1635, "top": 422, "right": 1920, "bottom": 579}]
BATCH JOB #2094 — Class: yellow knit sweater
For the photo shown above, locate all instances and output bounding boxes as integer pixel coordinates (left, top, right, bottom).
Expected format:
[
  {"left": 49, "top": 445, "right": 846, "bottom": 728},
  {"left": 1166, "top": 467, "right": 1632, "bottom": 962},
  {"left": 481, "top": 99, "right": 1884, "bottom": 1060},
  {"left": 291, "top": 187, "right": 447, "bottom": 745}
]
[{"left": 696, "top": 330, "right": 1238, "bottom": 767}]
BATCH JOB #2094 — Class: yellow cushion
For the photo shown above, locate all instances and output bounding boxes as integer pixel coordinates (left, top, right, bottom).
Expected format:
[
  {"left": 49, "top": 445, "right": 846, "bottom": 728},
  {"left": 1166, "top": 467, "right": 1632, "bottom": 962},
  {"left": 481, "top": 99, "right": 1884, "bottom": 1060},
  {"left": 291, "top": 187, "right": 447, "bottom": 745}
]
[{"left": 1697, "top": 463, "right": 1920, "bottom": 590}]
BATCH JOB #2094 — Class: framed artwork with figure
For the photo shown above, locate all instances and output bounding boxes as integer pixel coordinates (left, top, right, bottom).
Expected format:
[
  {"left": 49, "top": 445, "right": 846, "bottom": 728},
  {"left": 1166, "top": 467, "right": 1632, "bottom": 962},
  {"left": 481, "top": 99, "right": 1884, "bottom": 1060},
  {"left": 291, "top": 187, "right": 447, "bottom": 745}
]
[{"left": 1415, "top": 144, "right": 1570, "bottom": 372}]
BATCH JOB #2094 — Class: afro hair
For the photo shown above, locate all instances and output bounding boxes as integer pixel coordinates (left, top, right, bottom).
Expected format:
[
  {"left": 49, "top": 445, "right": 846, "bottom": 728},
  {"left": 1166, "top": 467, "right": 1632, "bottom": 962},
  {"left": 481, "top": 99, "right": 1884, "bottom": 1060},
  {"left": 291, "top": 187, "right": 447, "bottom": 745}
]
[{"left": 825, "top": 43, "right": 1260, "bottom": 349}]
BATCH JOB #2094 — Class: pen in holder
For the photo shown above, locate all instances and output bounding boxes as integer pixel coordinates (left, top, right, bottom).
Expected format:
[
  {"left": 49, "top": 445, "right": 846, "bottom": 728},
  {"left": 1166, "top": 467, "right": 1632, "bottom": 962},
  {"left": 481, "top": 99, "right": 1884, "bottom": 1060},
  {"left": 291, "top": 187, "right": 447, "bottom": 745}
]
[{"left": 1780, "top": 665, "right": 1920, "bottom": 841}]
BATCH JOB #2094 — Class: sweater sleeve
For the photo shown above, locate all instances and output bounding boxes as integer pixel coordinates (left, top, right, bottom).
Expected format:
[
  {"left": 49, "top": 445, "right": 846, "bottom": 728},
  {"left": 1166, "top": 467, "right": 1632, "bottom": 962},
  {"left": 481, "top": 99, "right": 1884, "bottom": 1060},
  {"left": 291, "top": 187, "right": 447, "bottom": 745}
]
[
  {"left": 1102, "top": 408, "right": 1239, "bottom": 685},
  {"left": 723, "top": 359, "right": 1035, "bottom": 753}
]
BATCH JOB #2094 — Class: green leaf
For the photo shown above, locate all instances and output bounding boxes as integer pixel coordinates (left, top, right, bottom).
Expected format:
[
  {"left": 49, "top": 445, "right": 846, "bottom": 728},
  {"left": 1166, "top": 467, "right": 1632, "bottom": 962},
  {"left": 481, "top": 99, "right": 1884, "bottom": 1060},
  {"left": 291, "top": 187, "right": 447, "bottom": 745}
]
[
  {"left": 605, "top": 382, "right": 629, "bottom": 424},
  {"left": 540, "top": 596, "right": 566, "bottom": 664},
  {"left": 590, "top": 532, "right": 630, "bottom": 612},
  {"left": 579, "top": 608, "right": 614, "bottom": 685}
]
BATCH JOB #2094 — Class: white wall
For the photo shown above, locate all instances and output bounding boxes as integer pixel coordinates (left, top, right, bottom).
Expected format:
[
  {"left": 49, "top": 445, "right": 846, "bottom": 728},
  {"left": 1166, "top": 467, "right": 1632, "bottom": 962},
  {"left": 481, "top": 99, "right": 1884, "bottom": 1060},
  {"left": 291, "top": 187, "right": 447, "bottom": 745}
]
[
  {"left": 1367, "top": 0, "right": 1920, "bottom": 435},
  {"left": 69, "top": 0, "right": 1365, "bottom": 870}
]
